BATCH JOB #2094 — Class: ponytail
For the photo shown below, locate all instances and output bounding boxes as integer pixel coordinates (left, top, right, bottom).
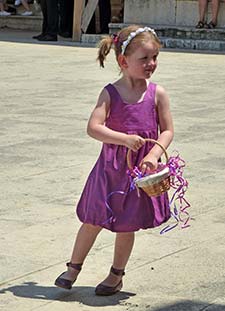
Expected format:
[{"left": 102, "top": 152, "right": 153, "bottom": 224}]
[
  {"left": 97, "top": 36, "right": 113, "bottom": 68},
  {"left": 96, "top": 25, "right": 161, "bottom": 69}
]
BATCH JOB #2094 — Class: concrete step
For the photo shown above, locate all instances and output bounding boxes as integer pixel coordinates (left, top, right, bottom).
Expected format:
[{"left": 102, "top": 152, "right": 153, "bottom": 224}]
[
  {"left": 0, "top": 15, "right": 42, "bottom": 32},
  {"left": 161, "top": 37, "right": 225, "bottom": 51},
  {"left": 110, "top": 23, "right": 225, "bottom": 40},
  {"left": 107, "top": 23, "right": 225, "bottom": 52},
  {"left": 82, "top": 32, "right": 225, "bottom": 52},
  {"left": 81, "top": 34, "right": 105, "bottom": 45},
  {"left": 0, "top": 2, "right": 42, "bottom": 32}
]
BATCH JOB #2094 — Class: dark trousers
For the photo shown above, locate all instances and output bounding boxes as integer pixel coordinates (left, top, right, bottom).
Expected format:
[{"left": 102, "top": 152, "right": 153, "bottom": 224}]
[
  {"left": 58, "top": 0, "right": 74, "bottom": 37},
  {"left": 40, "top": 0, "right": 58, "bottom": 37},
  {"left": 99, "top": 0, "right": 111, "bottom": 33}
]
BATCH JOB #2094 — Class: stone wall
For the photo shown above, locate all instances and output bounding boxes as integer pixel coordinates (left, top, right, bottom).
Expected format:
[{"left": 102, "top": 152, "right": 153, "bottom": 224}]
[
  {"left": 124, "top": 0, "right": 225, "bottom": 27},
  {"left": 111, "top": 0, "right": 123, "bottom": 20}
]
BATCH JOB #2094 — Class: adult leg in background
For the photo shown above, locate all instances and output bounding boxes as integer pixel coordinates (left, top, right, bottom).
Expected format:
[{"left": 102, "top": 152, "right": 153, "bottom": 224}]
[
  {"left": 37, "top": 0, "right": 58, "bottom": 41},
  {"left": 32, "top": 0, "right": 46, "bottom": 38},
  {"left": 198, "top": 0, "right": 208, "bottom": 22},
  {"left": 211, "top": 0, "right": 220, "bottom": 25},
  {"left": 99, "top": 0, "right": 111, "bottom": 33},
  {"left": 196, "top": 0, "right": 208, "bottom": 28},
  {"left": 59, "top": 0, "right": 74, "bottom": 37},
  {"left": 45, "top": 0, "right": 58, "bottom": 38}
]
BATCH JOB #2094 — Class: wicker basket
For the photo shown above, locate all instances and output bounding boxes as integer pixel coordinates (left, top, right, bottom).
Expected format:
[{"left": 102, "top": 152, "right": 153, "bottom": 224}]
[{"left": 127, "top": 138, "right": 170, "bottom": 197}]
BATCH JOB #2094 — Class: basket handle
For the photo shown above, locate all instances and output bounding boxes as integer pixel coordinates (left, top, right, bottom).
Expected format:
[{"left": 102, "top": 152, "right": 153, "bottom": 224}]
[{"left": 127, "top": 138, "right": 169, "bottom": 171}]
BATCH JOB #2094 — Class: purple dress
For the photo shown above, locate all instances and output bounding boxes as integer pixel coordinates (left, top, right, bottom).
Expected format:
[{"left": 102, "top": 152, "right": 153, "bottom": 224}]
[{"left": 76, "top": 82, "right": 170, "bottom": 232}]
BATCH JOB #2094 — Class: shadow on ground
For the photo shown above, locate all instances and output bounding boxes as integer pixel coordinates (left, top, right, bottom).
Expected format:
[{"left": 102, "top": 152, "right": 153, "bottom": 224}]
[
  {"left": 0, "top": 281, "right": 135, "bottom": 307},
  {"left": 0, "top": 29, "right": 94, "bottom": 48},
  {"left": 0, "top": 282, "right": 224, "bottom": 310}
]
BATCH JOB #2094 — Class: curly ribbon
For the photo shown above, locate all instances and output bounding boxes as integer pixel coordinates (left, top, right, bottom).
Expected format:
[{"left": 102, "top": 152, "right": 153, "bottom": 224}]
[
  {"left": 103, "top": 168, "right": 140, "bottom": 225},
  {"left": 102, "top": 191, "right": 125, "bottom": 225},
  {"left": 103, "top": 166, "right": 148, "bottom": 224},
  {"left": 160, "top": 153, "right": 191, "bottom": 234},
  {"left": 104, "top": 153, "right": 191, "bottom": 233}
]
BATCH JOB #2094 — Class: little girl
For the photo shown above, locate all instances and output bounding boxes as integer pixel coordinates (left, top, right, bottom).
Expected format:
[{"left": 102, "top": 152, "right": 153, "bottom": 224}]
[{"left": 55, "top": 25, "right": 174, "bottom": 296}]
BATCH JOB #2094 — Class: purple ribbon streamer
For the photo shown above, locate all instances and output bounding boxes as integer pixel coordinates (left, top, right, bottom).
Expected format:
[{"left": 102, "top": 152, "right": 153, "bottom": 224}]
[
  {"left": 104, "top": 152, "right": 191, "bottom": 234},
  {"left": 103, "top": 191, "right": 126, "bottom": 225},
  {"left": 160, "top": 153, "right": 191, "bottom": 234},
  {"left": 103, "top": 168, "right": 142, "bottom": 225}
]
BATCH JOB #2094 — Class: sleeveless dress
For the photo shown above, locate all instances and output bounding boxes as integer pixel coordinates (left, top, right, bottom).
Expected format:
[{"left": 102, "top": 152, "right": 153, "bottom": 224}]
[{"left": 76, "top": 82, "right": 170, "bottom": 232}]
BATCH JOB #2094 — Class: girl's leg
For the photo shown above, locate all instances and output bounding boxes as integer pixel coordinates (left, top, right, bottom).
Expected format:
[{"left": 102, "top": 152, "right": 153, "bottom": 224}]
[
  {"left": 198, "top": 0, "right": 208, "bottom": 22},
  {"left": 211, "top": 0, "right": 220, "bottom": 24},
  {"left": 98, "top": 232, "right": 135, "bottom": 287},
  {"left": 71, "top": 223, "right": 102, "bottom": 263},
  {"left": 113, "top": 232, "right": 135, "bottom": 268},
  {"left": 59, "top": 223, "right": 102, "bottom": 281}
]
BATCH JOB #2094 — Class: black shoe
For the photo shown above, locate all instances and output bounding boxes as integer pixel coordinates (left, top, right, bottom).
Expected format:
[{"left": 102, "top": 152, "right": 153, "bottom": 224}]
[
  {"left": 32, "top": 33, "right": 44, "bottom": 40},
  {"left": 37, "top": 34, "right": 57, "bottom": 41},
  {"left": 54, "top": 262, "right": 82, "bottom": 290},
  {"left": 58, "top": 31, "right": 72, "bottom": 38},
  {"left": 205, "top": 21, "right": 217, "bottom": 29},
  {"left": 95, "top": 266, "right": 125, "bottom": 296},
  {"left": 6, "top": 5, "right": 17, "bottom": 15},
  {"left": 195, "top": 21, "right": 206, "bottom": 29}
]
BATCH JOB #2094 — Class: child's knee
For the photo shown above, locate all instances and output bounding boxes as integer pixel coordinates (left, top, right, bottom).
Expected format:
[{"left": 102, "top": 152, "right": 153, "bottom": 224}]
[{"left": 83, "top": 223, "right": 102, "bottom": 232}]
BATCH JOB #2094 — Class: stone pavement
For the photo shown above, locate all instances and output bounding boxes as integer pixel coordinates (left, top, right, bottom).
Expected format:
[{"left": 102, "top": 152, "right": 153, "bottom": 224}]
[{"left": 0, "top": 31, "right": 225, "bottom": 311}]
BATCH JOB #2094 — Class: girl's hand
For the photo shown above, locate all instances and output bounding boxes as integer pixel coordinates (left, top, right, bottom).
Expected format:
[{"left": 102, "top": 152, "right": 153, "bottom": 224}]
[
  {"left": 139, "top": 154, "right": 158, "bottom": 175},
  {"left": 124, "top": 135, "right": 145, "bottom": 152}
]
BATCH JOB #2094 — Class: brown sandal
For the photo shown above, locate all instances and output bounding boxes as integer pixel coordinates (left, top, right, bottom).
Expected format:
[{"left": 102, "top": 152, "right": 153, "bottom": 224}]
[
  {"left": 195, "top": 21, "right": 206, "bottom": 29},
  {"left": 54, "top": 262, "right": 82, "bottom": 290},
  {"left": 205, "top": 21, "right": 217, "bottom": 29},
  {"left": 95, "top": 266, "right": 125, "bottom": 296}
]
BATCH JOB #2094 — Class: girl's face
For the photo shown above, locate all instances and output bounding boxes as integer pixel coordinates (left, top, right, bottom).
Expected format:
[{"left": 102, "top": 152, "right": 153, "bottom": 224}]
[{"left": 124, "top": 41, "right": 159, "bottom": 80}]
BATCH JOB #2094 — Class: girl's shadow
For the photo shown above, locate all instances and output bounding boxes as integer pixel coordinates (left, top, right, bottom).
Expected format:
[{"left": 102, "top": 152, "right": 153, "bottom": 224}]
[
  {"left": 1, "top": 283, "right": 225, "bottom": 310},
  {"left": 0, "top": 281, "right": 136, "bottom": 307}
]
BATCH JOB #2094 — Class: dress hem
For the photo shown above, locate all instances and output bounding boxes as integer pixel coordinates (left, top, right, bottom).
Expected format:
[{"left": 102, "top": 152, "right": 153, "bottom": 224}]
[{"left": 76, "top": 215, "right": 171, "bottom": 233}]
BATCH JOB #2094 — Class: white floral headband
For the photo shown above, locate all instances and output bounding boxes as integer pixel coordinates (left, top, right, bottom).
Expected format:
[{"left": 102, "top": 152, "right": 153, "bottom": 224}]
[{"left": 121, "top": 27, "right": 158, "bottom": 55}]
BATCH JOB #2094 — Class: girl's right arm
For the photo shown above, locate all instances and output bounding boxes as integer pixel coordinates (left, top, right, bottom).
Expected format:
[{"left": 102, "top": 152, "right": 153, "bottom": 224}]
[{"left": 87, "top": 88, "right": 145, "bottom": 152}]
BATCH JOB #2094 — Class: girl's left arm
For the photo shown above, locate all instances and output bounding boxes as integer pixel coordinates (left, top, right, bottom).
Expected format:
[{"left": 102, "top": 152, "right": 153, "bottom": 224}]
[
  {"left": 154, "top": 84, "right": 174, "bottom": 154},
  {"left": 140, "top": 85, "right": 174, "bottom": 173}
]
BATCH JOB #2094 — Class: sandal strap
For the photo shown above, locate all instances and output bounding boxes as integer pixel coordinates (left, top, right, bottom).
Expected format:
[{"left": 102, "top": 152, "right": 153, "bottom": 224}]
[
  {"left": 207, "top": 21, "right": 217, "bottom": 29},
  {"left": 66, "top": 262, "right": 83, "bottom": 271},
  {"left": 110, "top": 266, "right": 125, "bottom": 276},
  {"left": 196, "top": 21, "right": 205, "bottom": 28}
]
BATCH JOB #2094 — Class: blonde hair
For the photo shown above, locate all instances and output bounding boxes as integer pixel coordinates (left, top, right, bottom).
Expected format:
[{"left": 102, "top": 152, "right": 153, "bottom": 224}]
[{"left": 97, "top": 25, "right": 162, "bottom": 68}]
